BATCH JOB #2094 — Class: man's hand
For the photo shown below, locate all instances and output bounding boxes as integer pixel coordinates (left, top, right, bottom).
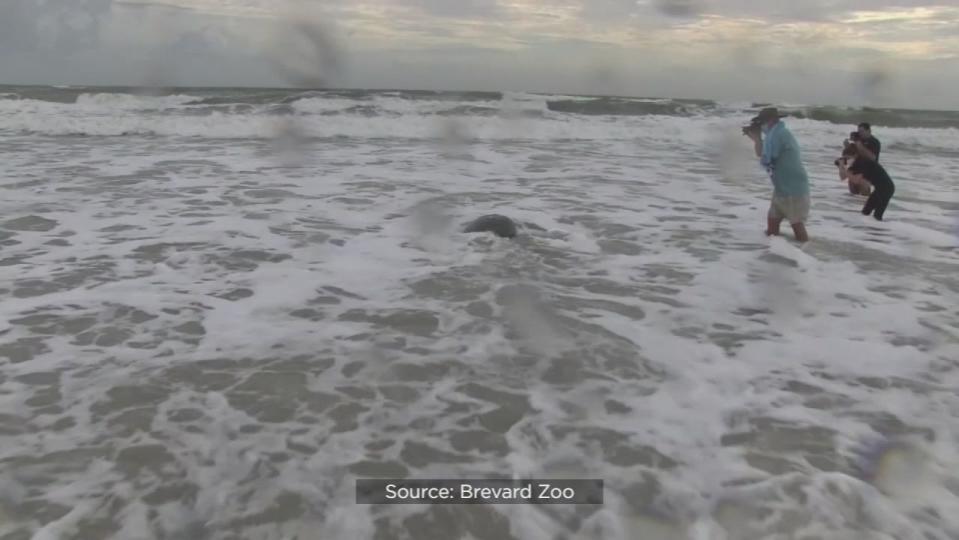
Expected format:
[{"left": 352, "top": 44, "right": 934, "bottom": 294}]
[
  {"left": 749, "top": 130, "right": 764, "bottom": 158},
  {"left": 854, "top": 140, "right": 877, "bottom": 161}
]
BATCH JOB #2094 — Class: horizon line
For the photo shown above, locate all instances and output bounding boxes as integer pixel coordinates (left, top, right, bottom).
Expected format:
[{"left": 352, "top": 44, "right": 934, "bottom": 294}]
[{"left": 1, "top": 81, "right": 957, "bottom": 113}]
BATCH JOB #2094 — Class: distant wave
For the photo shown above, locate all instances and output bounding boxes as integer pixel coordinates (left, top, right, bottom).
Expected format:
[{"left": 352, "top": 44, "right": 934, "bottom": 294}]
[
  {"left": 545, "top": 97, "right": 716, "bottom": 117},
  {"left": 1, "top": 85, "right": 958, "bottom": 134},
  {"left": 778, "top": 105, "right": 959, "bottom": 130}
]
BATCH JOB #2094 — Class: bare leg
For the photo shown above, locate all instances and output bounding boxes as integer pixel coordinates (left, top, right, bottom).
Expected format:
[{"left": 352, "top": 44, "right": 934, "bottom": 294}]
[
  {"left": 790, "top": 222, "right": 809, "bottom": 242},
  {"left": 848, "top": 178, "right": 871, "bottom": 196},
  {"left": 766, "top": 217, "right": 782, "bottom": 236}
]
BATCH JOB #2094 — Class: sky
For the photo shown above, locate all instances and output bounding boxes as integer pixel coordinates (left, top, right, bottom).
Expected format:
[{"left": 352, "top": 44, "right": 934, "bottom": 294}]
[{"left": 0, "top": 0, "right": 957, "bottom": 109}]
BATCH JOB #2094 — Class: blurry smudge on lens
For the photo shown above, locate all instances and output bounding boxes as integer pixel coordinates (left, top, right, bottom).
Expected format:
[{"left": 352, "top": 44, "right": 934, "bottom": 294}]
[
  {"left": 270, "top": 117, "right": 311, "bottom": 168},
  {"left": 856, "top": 65, "right": 898, "bottom": 106},
  {"left": 853, "top": 436, "right": 946, "bottom": 507},
  {"left": 436, "top": 117, "right": 473, "bottom": 160},
  {"left": 713, "top": 128, "right": 756, "bottom": 186},
  {"left": 268, "top": 8, "right": 344, "bottom": 89},
  {"left": 654, "top": 0, "right": 703, "bottom": 18},
  {"left": 404, "top": 198, "right": 457, "bottom": 253}
]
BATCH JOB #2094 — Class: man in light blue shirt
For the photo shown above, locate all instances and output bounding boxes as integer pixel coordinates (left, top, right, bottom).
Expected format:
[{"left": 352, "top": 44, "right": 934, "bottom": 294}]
[{"left": 744, "top": 107, "right": 810, "bottom": 243}]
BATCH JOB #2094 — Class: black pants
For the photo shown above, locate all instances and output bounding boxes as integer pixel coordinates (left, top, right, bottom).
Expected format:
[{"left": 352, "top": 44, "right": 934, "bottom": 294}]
[{"left": 862, "top": 180, "right": 895, "bottom": 220}]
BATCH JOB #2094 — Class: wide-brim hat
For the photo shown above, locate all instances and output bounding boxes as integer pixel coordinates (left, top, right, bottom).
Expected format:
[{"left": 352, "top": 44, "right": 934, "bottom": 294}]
[{"left": 750, "top": 107, "right": 788, "bottom": 124}]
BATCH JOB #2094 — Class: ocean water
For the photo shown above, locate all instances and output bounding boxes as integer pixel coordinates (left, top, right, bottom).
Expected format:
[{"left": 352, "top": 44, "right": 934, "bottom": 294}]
[{"left": 1, "top": 86, "right": 958, "bottom": 540}]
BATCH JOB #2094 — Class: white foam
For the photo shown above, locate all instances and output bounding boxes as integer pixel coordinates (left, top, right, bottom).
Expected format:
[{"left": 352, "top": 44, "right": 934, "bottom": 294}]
[
  {"left": 1, "top": 90, "right": 957, "bottom": 540},
  {"left": 2, "top": 94, "right": 958, "bottom": 154},
  {"left": 73, "top": 92, "right": 197, "bottom": 110}
]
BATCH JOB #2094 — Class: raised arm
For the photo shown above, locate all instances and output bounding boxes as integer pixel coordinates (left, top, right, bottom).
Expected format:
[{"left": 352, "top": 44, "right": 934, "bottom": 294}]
[
  {"left": 854, "top": 140, "right": 877, "bottom": 162},
  {"left": 745, "top": 128, "right": 764, "bottom": 158},
  {"left": 760, "top": 127, "right": 785, "bottom": 168}
]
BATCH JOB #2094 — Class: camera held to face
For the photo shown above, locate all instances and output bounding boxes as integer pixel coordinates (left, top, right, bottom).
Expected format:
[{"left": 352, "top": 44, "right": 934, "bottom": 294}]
[
  {"left": 742, "top": 119, "right": 762, "bottom": 136},
  {"left": 836, "top": 134, "right": 860, "bottom": 166}
]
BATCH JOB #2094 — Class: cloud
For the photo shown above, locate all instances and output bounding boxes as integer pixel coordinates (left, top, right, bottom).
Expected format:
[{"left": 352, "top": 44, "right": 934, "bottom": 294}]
[
  {"left": 574, "top": 0, "right": 645, "bottom": 21},
  {"left": 402, "top": 0, "right": 501, "bottom": 18},
  {"left": 0, "top": 0, "right": 113, "bottom": 52},
  {"left": 0, "top": 2, "right": 41, "bottom": 52},
  {"left": 0, "top": 1, "right": 275, "bottom": 87},
  {"left": 0, "top": 0, "right": 957, "bottom": 109},
  {"left": 266, "top": 19, "right": 346, "bottom": 87}
]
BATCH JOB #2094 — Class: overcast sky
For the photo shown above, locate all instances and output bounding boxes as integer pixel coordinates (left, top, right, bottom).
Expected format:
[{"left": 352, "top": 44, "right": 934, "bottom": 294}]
[{"left": 1, "top": 0, "right": 957, "bottom": 109}]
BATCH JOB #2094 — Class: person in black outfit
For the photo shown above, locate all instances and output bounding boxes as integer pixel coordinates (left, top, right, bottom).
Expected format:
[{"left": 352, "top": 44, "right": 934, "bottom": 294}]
[
  {"left": 853, "top": 122, "right": 881, "bottom": 162},
  {"left": 847, "top": 158, "right": 895, "bottom": 221}
]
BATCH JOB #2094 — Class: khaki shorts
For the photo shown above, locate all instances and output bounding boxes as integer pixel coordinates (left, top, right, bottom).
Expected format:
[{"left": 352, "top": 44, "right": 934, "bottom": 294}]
[{"left": 768, "top": 194, "right": 810, "bottom": 224}]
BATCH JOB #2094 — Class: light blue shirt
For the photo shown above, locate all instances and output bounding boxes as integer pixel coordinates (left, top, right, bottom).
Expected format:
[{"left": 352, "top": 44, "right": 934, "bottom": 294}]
[{"left": 760, "top": 121, "right": 809, "bottom": 197}]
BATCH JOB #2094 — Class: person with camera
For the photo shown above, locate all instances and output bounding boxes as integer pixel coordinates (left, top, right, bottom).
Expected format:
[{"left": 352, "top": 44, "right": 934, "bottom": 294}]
[
  {"left": 836, "top": 142, "right": 870, "bottom": 196},
  {"left": 835, "top": 123, "right": 881, "bottom": 195},
  {"left": 853, "top": 122, "right": 881, "bottom": 162},
  {"left": 743, "top": 107, "right": 810, "bottom": 243}
]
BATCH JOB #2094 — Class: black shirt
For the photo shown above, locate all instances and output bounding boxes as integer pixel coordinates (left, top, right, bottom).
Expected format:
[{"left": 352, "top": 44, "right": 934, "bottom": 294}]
[
  {"left": 849, "top": 158, "right": 893, "bottom": 188},
  {"left": 861, "top": 136, "right": 881, "bottom": 161}
]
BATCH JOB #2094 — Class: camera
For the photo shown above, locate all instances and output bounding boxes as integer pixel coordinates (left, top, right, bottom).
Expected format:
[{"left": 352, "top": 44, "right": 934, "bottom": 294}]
[
  {"left": 742, "top": 119, "right": 762, "bottom": 136},
  {"left": 848, "top": 131, "right": 860, "bottom": 141}
]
